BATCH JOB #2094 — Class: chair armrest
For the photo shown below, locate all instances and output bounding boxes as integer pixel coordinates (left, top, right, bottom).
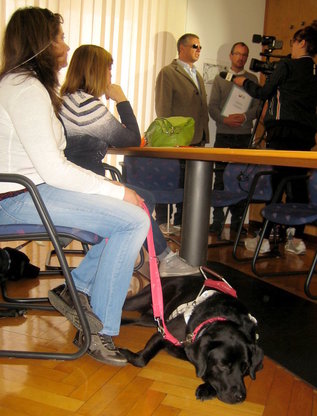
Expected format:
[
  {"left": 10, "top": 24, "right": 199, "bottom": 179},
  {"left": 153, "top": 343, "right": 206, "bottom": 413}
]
[
  {"left": 102, "top": 163, "right": 123, "bottom": 182},
  {"left": 243, "top": 168, "right": 276, "bottom": 203}
]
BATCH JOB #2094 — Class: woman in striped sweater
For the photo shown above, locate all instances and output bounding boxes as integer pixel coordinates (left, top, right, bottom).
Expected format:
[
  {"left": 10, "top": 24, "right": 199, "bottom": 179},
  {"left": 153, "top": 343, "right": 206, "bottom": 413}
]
[{"left": 59, "top": 45, "right": 199, "bottom": 278}]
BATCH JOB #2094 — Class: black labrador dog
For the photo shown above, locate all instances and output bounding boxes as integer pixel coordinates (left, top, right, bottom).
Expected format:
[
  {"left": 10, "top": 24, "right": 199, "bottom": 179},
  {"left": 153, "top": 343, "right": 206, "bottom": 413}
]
[{"left": 121, "top": 274, "right": 263, "bottom": 404}]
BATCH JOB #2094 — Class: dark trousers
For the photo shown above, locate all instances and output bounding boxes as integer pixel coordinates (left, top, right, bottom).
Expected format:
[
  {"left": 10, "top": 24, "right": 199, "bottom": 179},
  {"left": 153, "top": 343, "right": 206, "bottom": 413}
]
[{"left": 212, "top": 133, "right": 251, "bottom": 229}]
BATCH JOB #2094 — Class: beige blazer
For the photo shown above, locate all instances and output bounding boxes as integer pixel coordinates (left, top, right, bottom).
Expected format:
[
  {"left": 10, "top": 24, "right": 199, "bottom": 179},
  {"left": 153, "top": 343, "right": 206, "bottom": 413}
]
[{"left": 155, "top": 59, "right": 209, "bottom": 145}]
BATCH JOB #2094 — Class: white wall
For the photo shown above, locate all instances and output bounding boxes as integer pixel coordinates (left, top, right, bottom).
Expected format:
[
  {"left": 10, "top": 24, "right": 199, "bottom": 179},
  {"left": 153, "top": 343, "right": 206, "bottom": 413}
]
[{"left": 186, "top": 0, "right": 266, "bottom": 145}]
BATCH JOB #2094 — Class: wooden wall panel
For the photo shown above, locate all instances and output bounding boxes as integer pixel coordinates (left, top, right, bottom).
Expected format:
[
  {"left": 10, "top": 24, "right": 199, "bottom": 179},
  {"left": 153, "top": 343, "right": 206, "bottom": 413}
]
[{"left": 264, "top": 0, "right": 317, "bottom": 57}]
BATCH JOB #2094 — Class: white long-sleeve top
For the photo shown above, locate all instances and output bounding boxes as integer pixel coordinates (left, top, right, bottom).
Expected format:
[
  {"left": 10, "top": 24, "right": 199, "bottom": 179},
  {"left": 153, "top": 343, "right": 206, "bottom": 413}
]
[{"left": 0, "top": 74, "right": 124, "bottom": 199}]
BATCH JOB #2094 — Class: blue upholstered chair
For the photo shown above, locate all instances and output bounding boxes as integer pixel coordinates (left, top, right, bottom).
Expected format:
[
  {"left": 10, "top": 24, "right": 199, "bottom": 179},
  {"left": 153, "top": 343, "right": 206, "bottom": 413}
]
[
  {"left": 210, "top": 163, "right": 274, "bottom": 259},
  {"left": 122, "top": 156, "right": 184, "bottom": 235},
  {"left": 0, "top": 173, "right": 91, "bottom": 360},
  {"left": 251, "top": 169, "right": 317, "bottom": 299}
]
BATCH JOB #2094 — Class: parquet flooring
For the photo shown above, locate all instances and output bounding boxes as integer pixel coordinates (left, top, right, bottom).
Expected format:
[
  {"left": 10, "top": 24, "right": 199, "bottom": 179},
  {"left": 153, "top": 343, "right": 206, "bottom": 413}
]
[{"left": 1, "top": 234, "right": 317, "bottom": 415}]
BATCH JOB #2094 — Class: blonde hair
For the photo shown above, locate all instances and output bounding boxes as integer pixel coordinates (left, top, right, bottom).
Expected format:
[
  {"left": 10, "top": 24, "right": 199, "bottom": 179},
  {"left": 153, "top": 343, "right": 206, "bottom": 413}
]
[{"left": 60, "top": 44, "right": 113, "bottom": 97}]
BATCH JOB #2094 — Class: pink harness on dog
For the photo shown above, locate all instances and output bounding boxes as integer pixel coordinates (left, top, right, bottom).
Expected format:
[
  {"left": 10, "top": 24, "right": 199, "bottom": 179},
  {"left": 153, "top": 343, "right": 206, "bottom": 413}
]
[{"left": 142, "top": 203, "right": 237, "bottom": 347}]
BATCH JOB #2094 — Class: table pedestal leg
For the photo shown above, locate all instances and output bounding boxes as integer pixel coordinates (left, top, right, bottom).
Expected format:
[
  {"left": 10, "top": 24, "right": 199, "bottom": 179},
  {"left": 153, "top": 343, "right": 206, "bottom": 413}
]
[{"left": 180, "top": 160, "right": 213, "bottom": 266}]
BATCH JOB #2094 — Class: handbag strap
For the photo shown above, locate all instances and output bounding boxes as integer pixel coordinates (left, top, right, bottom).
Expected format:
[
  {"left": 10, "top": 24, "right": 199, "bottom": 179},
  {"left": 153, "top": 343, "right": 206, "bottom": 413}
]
[
  {"left": 157, "top": 117, "right": 175, "bottom": 135},
  {"left": 141, "top": 202, "right": 181, "bottom": 346}
]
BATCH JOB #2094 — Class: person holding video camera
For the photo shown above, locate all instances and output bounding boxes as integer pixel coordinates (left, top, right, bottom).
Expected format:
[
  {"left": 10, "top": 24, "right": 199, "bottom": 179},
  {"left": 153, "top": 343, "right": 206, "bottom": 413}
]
[{"left": 234, "top": 21, "right": 317, "bottom": 255}]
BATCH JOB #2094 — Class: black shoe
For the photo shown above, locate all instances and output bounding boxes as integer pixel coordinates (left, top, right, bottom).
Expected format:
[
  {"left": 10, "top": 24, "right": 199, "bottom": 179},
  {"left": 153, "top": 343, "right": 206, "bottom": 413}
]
[
  {"left": 73, "top": 330, "right": 127, "bottom": 366},
  {"left": 230, "top": 225, "right": 248, "bottom": 235},
  {"left": 241, "top": 227, "right": 248, "bottom": 235},
  {"left": 209, "top": 222, "right": 222, "bottom": 234},
  {"left": 48, "top": 284, "right": 103, "bottom": 333}
]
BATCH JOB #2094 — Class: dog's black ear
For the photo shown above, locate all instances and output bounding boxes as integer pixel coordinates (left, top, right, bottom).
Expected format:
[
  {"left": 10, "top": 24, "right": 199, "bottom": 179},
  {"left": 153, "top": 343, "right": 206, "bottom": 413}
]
[
  {"left": 239, "top": 313, "right": 259, "bottom": 343},
  {"left": 1, "top": 247, "right": 39, "bottom": 281},
  {"left": 248, "top": 344, "right": 264, "bottom": 380},
  {"left": 185, "top": 336, "right": 221, "bottom": 378}
]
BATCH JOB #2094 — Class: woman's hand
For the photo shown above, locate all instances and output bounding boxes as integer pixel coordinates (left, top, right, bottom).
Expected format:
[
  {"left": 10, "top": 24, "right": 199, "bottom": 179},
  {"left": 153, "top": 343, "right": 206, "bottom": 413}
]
[
  {"left": 110, "top": 182, "right": 144, "bottom": 207},
  {"left": 123, "top": 186, "right": 144, "bottom": 207},
  {"left": 105, "top": 84, "right": 127, "bottom": 103}
]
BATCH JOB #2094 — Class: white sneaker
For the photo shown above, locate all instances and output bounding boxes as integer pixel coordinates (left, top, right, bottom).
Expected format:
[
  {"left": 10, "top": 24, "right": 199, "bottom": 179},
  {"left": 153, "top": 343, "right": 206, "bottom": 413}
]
[
  {"left": 159, "top": 223, "right": 180, "bottom": 235},
  {"left": 285, "top": 238, "right": 306, "bottom": 255},
  {"left": 286, "top": 227, "right": 295, "bottom": 239},
  {"left": 159, "top": 251, "right": 200, "bottom": 277},
  {"left": 285, "top": 228, "right": 306, "bottom": 255},
  {"left": 244, "top": 236, "right": 270, "bottom": 254}
]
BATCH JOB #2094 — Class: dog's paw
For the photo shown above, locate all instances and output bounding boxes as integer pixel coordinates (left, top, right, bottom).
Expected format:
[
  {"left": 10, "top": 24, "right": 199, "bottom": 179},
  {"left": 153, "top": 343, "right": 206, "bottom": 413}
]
[
  {"left": 118, "top": 348, "right": 146, "bottom": 367},
  {"left": 195, "top": 383, "right": 217, "bottom": 401}
]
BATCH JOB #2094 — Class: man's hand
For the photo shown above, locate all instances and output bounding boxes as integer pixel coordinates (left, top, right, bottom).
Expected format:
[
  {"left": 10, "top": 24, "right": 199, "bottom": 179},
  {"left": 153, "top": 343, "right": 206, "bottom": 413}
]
[
  {"left": 233, "top": 76, "right": 246, "bottom": 87},
  {"left": 223, "top": 113, "right": 246, "bottom": 127}
]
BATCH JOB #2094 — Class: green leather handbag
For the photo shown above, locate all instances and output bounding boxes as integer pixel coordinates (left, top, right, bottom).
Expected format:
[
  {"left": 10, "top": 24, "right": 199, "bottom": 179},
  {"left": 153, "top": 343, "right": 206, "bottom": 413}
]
[{"left": 145, "top": 116, "right": 195, "bottom": 147}]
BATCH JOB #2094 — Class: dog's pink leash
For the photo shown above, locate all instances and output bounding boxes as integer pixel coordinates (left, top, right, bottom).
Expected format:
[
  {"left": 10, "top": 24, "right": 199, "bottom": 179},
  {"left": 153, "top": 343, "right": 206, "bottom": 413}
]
[{"left": 142, "top": 202, "right": 181, "bottom": 346}]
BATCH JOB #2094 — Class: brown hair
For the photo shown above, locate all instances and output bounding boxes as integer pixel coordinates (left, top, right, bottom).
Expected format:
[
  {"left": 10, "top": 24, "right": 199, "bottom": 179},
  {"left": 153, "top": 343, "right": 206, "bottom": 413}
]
[
  {"left": 60, "top": 45, "right": 113, "bottom": 97},
  {"left": 0, "top": 7, "right": 64, "bottom": 114},
  {"left": 230, "top": 42, "right": 249, "bottom": 55},
  {"left": 293, "top": 20, "right": 317, "bottom": 56}
]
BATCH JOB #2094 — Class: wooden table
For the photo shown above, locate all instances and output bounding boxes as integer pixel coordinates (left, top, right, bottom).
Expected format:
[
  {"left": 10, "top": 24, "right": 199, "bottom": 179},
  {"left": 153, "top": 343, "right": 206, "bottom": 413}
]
[{"left": 108, "top": 147, "right": 317, "bottom": 266}]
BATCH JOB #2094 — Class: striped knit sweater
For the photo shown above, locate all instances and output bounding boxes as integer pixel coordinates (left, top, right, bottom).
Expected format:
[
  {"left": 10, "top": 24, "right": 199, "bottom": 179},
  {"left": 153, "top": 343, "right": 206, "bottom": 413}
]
[{"left": 60, "top": 90, "right": 140, "bottom": 175}]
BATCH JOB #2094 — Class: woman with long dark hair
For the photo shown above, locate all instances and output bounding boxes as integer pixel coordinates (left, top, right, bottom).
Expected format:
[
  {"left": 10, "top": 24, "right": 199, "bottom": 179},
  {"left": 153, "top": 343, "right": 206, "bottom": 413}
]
[{"left": 0, "top": 7, "right": 149, "bottom": 365}]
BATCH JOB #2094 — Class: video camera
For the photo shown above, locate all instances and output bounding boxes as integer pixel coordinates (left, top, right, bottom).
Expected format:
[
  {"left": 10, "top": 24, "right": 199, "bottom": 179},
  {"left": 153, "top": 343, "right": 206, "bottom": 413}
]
[{"left": 249, "top": 34, "right": 285, "bottom": 76}]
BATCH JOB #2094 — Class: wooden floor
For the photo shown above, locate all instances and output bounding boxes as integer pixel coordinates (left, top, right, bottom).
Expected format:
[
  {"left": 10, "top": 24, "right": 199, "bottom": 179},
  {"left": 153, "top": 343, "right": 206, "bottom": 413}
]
[{"left": 1, "top": 231, "right": 317, "bottom": 416}]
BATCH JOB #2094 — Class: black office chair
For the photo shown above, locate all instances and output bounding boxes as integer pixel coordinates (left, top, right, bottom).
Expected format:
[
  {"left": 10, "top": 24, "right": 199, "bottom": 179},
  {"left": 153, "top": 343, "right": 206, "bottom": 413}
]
[
  {"left": 0, "top": 173, "right": 91, "bottom": 360},
  {"left": 251, "top": 169, "right": 317, "bottom": 299}
]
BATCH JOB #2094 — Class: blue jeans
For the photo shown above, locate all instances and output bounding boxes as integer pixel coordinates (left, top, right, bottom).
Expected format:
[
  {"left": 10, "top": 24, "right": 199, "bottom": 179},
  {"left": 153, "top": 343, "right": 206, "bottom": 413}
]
[{"left": 0, "top": 184, "right": 150, "bottom": 336}]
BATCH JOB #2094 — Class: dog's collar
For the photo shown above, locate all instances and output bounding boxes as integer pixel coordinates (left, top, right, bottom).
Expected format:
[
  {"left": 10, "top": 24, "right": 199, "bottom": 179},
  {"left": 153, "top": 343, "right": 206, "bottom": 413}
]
[
  {"left": 183, "top": 313, "right": 259, "bottom": 346},
  {"left": 186, "top": 316, "right": 227, "bottom": 344}
]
